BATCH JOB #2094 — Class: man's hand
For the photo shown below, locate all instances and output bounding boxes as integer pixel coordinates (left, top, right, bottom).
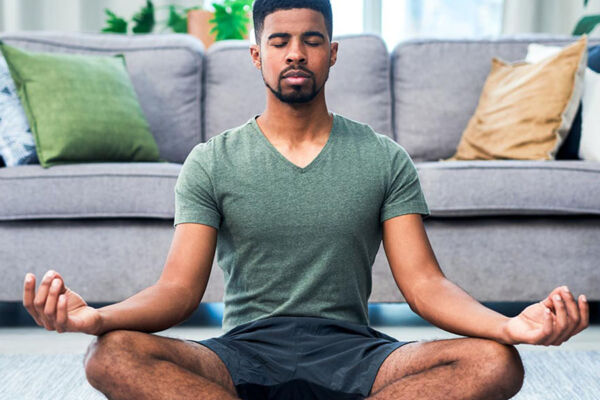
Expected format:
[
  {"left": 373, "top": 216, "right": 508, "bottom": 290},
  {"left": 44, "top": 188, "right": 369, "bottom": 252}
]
[
  {"left": 23, "top": 270, "right": 103, "bottom": 336},
  {"left": 501, "top": 286, "right": 589, "bottom": 346}
]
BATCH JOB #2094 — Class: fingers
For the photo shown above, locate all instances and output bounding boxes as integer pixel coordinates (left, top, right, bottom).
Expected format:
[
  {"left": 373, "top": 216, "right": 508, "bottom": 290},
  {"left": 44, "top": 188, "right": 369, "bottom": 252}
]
[
  {"left": 572, "top": 294, "right": 590, "bottom": 337},
  {"left": 55, "top": 294, "right": 68, "bottom": 333},
  {"left": 542, "top": 293, "right": 567, "bottom": 346},
  {"left": 542, "top": 286, "right": 589, "bottom": 346},
  {"left": 542, "top": 306, "right": 554, "bottom": 341},
  {"left": 23, "top": 273, "right": 43, "bottom": 327},
  {"left": 44, "top": 277, "right": 65, "bottom": 331},
  {"left": 33, "top": 270, "right": 56, "bottom": 330},
  {"left": 548, "top": 291, "right": 568, "bottom": 345},
  {"left": 30, "top": 270, "right": 65, "bottom": 331},
  {"left": 541, "top": 286, "right": 564, "bottom": 310},
  {"left": 558, "top": 287, "right": 581, "bottom": 341}
]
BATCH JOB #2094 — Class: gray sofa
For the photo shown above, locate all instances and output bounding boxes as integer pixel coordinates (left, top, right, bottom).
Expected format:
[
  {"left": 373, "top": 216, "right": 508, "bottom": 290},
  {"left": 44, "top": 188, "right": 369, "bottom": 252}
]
[{"left": 1, "top": 31, "right": 598, "bottom": 308}]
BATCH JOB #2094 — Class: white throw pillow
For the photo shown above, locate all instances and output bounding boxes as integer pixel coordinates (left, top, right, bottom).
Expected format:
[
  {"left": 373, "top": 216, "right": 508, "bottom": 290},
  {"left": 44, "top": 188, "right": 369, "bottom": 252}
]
[
  {"left": 580, "top": 68, "right": 600, "bottom": 161},
  {"left": 526, "top": 43, "right": 563, "bottom": 63}
]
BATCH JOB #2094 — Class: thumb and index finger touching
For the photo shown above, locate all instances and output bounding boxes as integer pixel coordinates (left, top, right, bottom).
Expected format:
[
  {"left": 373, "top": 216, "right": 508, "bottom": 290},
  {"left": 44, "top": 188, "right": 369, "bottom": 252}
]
[{"left": 23, "top": 270, "right": 70, "bottom": 330}]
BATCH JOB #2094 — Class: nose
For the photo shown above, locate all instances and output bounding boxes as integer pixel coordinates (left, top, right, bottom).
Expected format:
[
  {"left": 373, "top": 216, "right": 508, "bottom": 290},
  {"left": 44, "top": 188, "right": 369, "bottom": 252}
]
[{"left": 286, "top": 39, "right": 307, "bottom": 64}]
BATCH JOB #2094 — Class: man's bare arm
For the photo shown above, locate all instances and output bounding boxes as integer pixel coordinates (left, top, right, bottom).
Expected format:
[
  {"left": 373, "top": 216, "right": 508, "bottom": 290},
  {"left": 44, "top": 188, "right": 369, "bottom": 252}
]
[
  {"left": 383, "top": 214, "right": 590, "bottom": 345},
  {"left": 96, "top": 223, "right": 217, "bottom": 335},
  {"left": 382, "top": 214, "right": 510, "bottom": 343},
  {"left": 23, "top": 223, "right": 217, "bottom": 336}
]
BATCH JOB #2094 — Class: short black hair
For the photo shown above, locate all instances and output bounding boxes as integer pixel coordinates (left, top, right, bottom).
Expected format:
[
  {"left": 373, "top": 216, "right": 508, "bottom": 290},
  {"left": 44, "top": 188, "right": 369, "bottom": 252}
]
[{"left": 252, "top": 0, "right": 333, "bottom": 45}]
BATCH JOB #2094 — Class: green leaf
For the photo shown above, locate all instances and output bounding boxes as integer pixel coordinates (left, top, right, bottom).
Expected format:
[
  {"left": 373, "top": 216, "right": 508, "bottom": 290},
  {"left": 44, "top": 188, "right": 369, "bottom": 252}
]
[
  {"left": 132, "top": 0, "right": 155, "bottom": 34},
  {"left": 167, "top": 4, "right": 188, "bottom": 33},
  {"left": 209, "top": 0, "right": 252, "bottom": 40},
  {"left": 572, "top": 14, "right": 600, "bottom": 35},
  {"left": 584, "top": 0, "right": 589, "bottom": 7},
  {"left": 101, "top": 9, "right": 128, "bottom": 34}
]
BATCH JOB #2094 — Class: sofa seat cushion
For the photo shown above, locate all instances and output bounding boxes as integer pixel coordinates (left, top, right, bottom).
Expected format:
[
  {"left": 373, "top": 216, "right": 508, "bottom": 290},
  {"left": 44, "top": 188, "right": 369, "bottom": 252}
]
[
  {"left": 0, "top": 162, "right": 179, "bottom": 220},
  {"left": 418, "top": 160, "right": 600, "bottom": 216}
]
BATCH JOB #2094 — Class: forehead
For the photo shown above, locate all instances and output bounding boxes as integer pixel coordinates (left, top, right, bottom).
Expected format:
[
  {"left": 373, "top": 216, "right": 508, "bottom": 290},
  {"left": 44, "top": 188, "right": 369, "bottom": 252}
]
[{"left": 262, "top": 8, "right": 327, "bottom": 35}]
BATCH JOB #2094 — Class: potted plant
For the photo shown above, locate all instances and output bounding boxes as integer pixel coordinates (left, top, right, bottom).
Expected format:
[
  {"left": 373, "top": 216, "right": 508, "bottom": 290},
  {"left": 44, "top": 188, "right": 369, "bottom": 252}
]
[
  {"left": 573, "top": 0, "right": 600, "bottom": 35},
  {"left": 187, "top": 8, "right": 219, "bottom": 48},
  {"left": 102, "top": 0, "right": 155, "bottom": 34},
  {"left": 101, "top": 0, "right": 254, "bottom": 49},
  {"left": 188, "top": 0, "right": 253, "bottom": 48},
  {"left": 209, "top": 0, "right": 254, "bottom": 40}
]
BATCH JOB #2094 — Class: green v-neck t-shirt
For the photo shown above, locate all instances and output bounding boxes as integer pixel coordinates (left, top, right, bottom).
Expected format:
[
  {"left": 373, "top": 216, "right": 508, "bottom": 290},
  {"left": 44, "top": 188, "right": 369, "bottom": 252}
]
[{"left": 173, "top": 112, "right": 430, "bottom": 333}]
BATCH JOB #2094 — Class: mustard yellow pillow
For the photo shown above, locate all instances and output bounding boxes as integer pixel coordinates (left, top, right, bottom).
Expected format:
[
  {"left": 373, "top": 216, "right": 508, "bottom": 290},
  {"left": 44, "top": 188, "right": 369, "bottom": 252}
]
[{"left": 444, "top": 35, "right": 588, "bottom": 161}]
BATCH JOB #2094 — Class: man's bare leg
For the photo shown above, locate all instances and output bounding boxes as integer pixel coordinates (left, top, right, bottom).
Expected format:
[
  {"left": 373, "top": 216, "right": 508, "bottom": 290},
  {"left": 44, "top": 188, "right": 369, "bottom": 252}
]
[
  {"left": 367, "top": 337, "right": 525, "bottom": 400},
  {"left": 83, "top": 330, "right": 241, "bottom": 400}
]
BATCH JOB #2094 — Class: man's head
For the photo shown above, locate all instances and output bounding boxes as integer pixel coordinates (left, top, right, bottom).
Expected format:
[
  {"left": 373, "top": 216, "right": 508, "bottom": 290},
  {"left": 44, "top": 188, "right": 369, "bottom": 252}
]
[
  {"left": 253, "top": 0, "right": 333, "bottom": 46},
  {"left": 250, "top": 0, "right": 338, "bottom": 105}
]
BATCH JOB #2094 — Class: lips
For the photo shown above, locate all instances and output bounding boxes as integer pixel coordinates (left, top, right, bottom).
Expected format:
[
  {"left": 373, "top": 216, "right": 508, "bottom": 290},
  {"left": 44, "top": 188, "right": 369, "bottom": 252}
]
[
  {"left": 284, "top": 76, "right": 309, "bottom": 84},
  {"left": 283, "top": 70, "right": 311, "bottom": 78},
  {"left": 283, "top": 70, "right": 311, "bottom": 85}
]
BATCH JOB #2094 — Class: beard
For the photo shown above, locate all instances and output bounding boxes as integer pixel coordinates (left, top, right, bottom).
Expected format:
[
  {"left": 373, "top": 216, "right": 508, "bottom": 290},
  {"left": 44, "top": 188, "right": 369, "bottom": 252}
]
[{"left": 262, "top": 66, "right": 329, "bottom": 104}]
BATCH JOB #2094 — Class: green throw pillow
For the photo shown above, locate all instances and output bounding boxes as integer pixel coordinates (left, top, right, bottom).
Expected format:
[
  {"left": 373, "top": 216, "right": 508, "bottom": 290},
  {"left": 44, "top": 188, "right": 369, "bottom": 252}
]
[{"left": 0, "top": 41, "right": 160, "bottom": 168}]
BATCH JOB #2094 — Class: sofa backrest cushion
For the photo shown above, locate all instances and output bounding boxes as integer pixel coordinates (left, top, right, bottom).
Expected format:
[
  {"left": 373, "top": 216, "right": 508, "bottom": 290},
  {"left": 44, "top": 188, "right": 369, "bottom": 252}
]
[
  {"left": 392, "top": 35, "right": 600, "bottom": 162},
  {"left": 204, "top": 34, "right": 393, "bottom": 140},
  {"left": 0, "top": 32, "right": 204, "bottom": 164}
]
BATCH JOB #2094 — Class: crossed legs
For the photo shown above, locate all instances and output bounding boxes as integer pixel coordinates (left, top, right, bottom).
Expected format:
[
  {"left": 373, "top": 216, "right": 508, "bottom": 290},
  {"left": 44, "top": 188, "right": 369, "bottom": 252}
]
[
  {"left": 84, "top": 330, "right": 524, "bottom": 400},
  {"left": 367, "top": 337, "right": 525, "bottom": 399},
  {"left": 84, "top": 330, "right": 240, "bottom": 400}
]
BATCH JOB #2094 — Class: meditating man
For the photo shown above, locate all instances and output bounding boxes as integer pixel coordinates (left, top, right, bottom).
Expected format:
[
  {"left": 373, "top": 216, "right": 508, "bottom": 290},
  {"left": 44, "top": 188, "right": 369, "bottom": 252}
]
[{"left": 22, "top": 0, "right": 590, "bottom": 399}]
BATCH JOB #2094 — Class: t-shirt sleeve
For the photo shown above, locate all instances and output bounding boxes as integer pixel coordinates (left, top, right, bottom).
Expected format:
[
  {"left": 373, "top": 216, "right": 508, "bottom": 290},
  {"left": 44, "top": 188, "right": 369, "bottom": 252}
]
[
  {"left": 380, "top": 136, "right": 430, "bottom": 222},
  {"left": 173, "top": 143, "right": 222, "bottom": 229}
]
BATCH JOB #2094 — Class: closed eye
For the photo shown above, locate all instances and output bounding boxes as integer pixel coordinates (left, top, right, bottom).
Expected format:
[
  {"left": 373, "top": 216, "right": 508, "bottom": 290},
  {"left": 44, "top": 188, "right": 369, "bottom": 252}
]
[{"left": 272, "top": 42, "right": 321, "bottom": 47}]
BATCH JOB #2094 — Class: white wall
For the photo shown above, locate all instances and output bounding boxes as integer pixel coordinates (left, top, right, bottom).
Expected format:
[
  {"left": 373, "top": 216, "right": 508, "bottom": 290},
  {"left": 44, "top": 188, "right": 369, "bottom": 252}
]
[
  {"left": 3, "top": 0, "right": 599, "bottom": 37},
  {"left": 503, "top": 0, "right": 600, "bottom": 36},
  {"left": 0, "top": 0, "right": 211, "bottom": 33}
]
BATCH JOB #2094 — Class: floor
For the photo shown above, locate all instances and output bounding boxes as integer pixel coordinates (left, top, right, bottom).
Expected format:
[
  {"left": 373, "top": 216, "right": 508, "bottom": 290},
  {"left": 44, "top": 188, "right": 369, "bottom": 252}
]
[{"left": 1, "top": 302, "right": 598, "bottom": 354}]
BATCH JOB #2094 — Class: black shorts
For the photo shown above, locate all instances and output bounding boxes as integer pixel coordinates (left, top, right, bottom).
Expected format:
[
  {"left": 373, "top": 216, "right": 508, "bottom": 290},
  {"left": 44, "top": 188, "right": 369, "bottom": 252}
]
[{"left": 191, "top": 315, "right": 416, "bottom": 400}]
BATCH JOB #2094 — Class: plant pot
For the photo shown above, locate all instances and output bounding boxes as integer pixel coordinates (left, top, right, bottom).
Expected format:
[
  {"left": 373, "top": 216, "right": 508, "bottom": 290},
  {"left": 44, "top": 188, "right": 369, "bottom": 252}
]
[{"left": 187, "top": 9, "right": 217, "bottom": 49}]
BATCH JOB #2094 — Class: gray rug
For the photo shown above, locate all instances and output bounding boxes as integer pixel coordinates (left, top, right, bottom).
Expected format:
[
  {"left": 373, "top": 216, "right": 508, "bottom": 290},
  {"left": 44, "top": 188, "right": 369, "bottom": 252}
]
[{"left": 0, "top": 350, "right": 598, "bottom": 399}]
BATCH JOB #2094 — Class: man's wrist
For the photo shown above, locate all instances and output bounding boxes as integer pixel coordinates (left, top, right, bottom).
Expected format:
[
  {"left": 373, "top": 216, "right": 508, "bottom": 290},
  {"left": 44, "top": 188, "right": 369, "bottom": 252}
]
[
  {"left": 497, "top": 317, "right": 515, "bottom": 345},
  {"left": 94, "top": 307, "right": 109, "bottom": 336}
]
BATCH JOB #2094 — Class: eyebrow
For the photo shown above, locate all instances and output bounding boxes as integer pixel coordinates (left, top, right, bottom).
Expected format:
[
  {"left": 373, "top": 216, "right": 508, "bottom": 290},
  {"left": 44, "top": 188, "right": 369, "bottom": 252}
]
[{"left": 267, "top": 31, "right": 325, "bottom": 41}]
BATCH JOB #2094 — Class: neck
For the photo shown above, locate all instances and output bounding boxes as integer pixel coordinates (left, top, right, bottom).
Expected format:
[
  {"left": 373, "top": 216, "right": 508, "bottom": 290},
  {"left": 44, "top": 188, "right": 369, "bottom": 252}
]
[{"left": 257, "top": 91, "right": 333, "bottom": 145}]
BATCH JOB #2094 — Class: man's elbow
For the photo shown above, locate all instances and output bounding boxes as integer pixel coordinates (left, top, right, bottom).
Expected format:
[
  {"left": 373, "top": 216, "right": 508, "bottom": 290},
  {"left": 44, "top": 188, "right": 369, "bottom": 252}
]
[
  {"left": 158, "top": 281, "right": 201, "bottom": 321},
  {"left": 404, "top": 275, "right": 446, "bottom": 315}
]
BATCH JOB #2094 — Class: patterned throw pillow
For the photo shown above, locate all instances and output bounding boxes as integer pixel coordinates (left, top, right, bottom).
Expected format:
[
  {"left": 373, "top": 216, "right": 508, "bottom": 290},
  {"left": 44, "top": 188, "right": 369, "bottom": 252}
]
[{"left": 0, "top": 53, "right": 38, "bottom": 166}]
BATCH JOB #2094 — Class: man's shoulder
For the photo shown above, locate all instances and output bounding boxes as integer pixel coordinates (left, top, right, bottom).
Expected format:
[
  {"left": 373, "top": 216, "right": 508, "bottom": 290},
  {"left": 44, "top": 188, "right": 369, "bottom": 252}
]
[
  {"left": 335, "top": 113, "right": 391, "bottom": 142},
  {"left": 334, "top": 113, "right": 403, "bottom": 155},
  {"left": 335, "top": 112, "right": 375, "bottom": 134},
  {"left": 193, "top": 117, "right": 255, "bottom": 153}
]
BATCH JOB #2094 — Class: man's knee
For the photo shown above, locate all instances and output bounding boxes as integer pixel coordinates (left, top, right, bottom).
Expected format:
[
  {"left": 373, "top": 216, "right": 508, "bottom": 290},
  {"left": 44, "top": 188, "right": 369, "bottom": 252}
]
[
  {"left": 477, "top": 340, "right": 525, "bottom": 398},
  {"left": 84, "top": 330, "right": 139, "bottom": 384}
]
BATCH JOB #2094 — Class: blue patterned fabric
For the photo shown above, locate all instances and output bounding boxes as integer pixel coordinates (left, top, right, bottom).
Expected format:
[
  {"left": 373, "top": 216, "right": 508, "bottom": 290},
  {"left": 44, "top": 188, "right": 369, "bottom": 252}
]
[{"left": 0, "top": 53, "right": 38, "bottom": 167}]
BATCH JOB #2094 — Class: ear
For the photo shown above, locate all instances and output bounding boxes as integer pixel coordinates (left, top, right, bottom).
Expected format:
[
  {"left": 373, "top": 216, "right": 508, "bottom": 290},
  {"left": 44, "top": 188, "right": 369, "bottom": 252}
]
[
  {"left": 329, "top": 41, "right": 339, "bottom": 67},
  {"left": 250, "top": 44, "right": 261, "bottom": 70}
]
